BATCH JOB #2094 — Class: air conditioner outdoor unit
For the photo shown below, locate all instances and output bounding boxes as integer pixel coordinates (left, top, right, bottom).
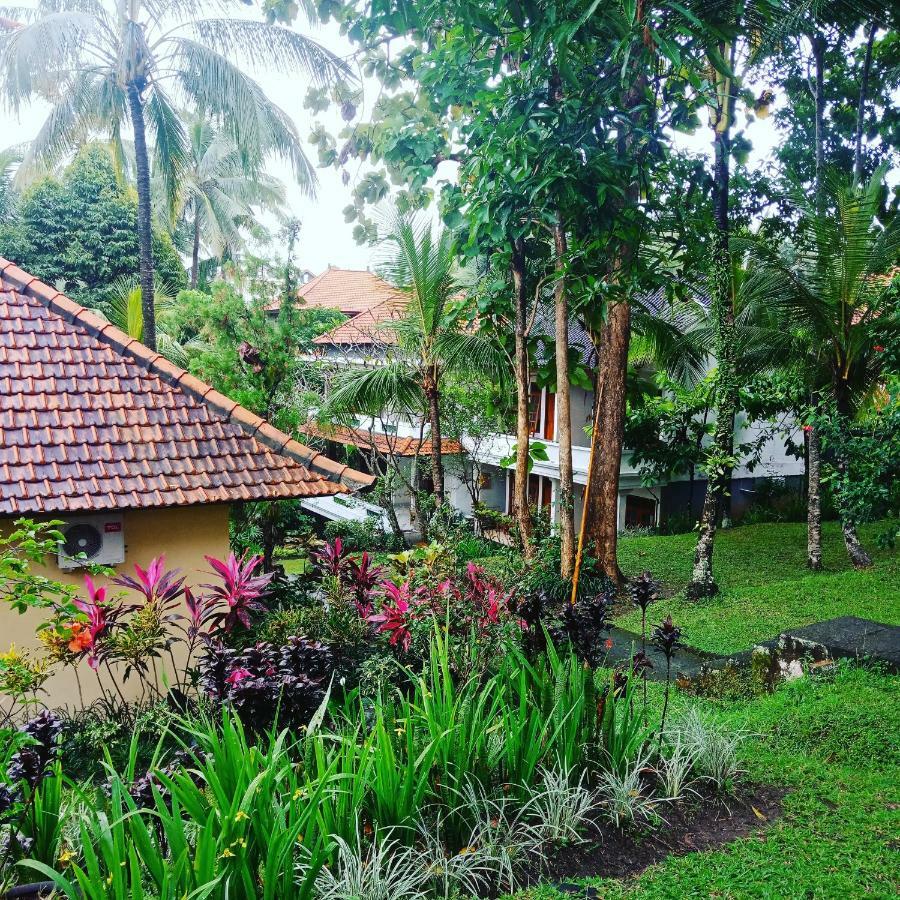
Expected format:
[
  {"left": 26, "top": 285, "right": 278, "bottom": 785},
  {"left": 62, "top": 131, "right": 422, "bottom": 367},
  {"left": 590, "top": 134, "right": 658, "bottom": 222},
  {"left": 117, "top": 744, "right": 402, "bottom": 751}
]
[{"left": 57, "top": 515, "right": 126, "bottom": 570}]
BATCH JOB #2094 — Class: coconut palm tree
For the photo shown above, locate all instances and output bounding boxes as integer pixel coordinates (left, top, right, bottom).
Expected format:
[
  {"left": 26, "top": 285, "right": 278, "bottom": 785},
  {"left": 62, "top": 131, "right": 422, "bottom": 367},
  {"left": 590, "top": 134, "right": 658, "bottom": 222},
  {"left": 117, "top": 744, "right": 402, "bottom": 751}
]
[
  {"left": 752, "top": 167, "right": 899, "bottom": 567},
  {"left": 324, "top": 212, "right": 506, "bottom": 508},
  {"left": 0, "top": 0, "right": 349, "bottom": 350},
  {"left": 168, "top": 113, "right": 287, "bottom": 287}
]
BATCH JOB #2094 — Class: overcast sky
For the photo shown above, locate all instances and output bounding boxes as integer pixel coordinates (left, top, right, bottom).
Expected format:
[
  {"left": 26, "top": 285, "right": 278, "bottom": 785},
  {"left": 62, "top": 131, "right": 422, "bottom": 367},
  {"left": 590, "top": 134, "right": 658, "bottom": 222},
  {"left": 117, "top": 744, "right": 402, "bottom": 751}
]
[{"left": 0, "top": 10, "right": 790, "bottom": 278}]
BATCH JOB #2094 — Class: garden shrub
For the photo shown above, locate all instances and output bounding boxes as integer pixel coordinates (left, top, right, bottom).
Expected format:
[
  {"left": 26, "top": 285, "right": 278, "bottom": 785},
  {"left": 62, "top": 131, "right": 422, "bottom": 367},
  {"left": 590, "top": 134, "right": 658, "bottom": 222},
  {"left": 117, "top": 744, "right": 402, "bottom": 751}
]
[{"left": 323, "top": 518, "right": 404, "bottom": 553}]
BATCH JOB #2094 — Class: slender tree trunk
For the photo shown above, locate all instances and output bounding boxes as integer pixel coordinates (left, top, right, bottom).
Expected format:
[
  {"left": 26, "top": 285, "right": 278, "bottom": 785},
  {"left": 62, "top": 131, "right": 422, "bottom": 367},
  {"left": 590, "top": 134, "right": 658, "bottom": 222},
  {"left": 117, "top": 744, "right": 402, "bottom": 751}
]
[
  {"left": 553, "top": 217, "right": 575, "bottom": 579},
  {"left": 126, "top": 80, "right": 156, "bottom": 351},
  {"left": 688, "top": 73, "right": 737, "bottom": 600},
  {"left": 853, "top": 22, "right": 876, "bottom": 186},
  {"left": 425, "top": 374, "right": 445, "bottom": 507},
  {"left": 806, "top": 424, "right": 823, "bottom": 570},
  {"left": 511, "top": 239, "right": 534, "bottom": 558},
  {"left": 380, "top": 469, "right": 406, "bottom": 543},
  {"left": 802, "top": 34, "right": 827, "bottom": 572},
  {"left": 261, "top": 505, "right": 276, "bottom": 574},
  {"left": 190, "top": 208, "right": 201, "bottom": 288},
  {"left": 834, "top": 383, "right": 872, "bottom": 569}
]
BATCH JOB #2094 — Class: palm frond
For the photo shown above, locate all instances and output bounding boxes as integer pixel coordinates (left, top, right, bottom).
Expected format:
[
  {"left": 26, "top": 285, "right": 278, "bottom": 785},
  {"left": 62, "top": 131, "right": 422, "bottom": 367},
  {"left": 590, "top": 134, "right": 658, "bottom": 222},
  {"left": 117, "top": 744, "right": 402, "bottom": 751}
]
[
  {"left": 189, "top": 18, "right": 351, "bottom": 85},
  {"left": 323, "top": 363, "right": 425, "bottom": 419},
  {"left": 145, "top": 85, "right": 188, "bottom": 222},
  {"left": 169, "top": 36, "right": 317, "bottom": 192}
]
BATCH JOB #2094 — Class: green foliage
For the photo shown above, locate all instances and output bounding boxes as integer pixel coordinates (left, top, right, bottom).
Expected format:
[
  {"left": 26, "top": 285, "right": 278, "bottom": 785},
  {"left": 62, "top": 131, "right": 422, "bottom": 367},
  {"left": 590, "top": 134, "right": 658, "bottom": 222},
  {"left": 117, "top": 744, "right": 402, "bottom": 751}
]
[
  {"left": 323, "top": 518, "right": 403, "bottom": 553},
  {"left": 165, "top": 280, "right": 341, "bottom": 433},
  {"left": 512, "top": 666, "right": 897, "bottom": 898},
  {"left": 814, "top": 399, "right": 900, "bottom": 527},
  {"left": 0, "top": 147, "right": 186, "bottom": 311}
]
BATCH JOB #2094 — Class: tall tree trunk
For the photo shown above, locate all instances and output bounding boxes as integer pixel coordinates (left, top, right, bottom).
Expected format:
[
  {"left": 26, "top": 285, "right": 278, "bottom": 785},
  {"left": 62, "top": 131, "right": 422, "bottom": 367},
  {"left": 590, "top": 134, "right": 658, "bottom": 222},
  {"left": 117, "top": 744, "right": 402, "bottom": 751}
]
[
  {"left": 834, "top": 382, "right": 872, "bottom": 568},
  {"left": 126, "top": 80, "right": 157, "bottom": 352},
  {"left": 806, "top": 425, "right": 823, "bottom": 570},
  {"left": 511, "top": 239, "right": 534, "bottom": 558},
  {"left": 190, "top": 208, "right": 201, "bottom": 288},
  {"left": 853, "top": 22, "right": 876, "bottom": 186},
  {"left": 575, "top": 66, "right": 649, "bottom": 591},
  {"left": 260, "top": 503, "right": 277, "bottom": 573},
  {"left": 380, "top": 469, "right": 406, "bottom": 543},
  {"left": 425, "top": 373, "right": 445, "bottom": 508},
  {"left": 583, "top": 303, "right": 631, "bottom": 588},
  {"left": 553, "top": 216, "right": 575, "bottom": 579},
  {"left": 687, "top": 69, "right": 737, "bottom": 600},
  {"left": 804, "top": 33, "right": 827, "bottom": 571}
]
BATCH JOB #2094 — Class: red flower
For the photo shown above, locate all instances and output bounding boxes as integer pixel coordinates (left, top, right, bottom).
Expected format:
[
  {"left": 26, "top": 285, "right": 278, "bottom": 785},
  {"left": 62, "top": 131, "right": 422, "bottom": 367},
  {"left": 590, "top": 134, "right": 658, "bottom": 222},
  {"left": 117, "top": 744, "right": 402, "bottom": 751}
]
[
  {"left": 72, "top": 575, "right": 130, "bottom": 669},
  {"left": 874, "top": 345, "right": 884, "bottom": 352},
  {"left": 802, "top": 424, "right": 812, "bottom": 433},
  {"left": 604, "top": 638, "right": 614, "bottom": 651}
]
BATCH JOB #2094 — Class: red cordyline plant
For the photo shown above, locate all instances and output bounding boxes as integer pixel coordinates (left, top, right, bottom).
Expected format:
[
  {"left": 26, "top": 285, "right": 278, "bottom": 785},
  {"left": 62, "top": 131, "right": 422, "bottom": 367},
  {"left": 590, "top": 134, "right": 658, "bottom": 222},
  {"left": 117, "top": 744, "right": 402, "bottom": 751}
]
[
  {"left": 312, "top": 537, "right": 350, "bottom": 579},
  {"left": 346, "top": 551, "right": 384, "bottom": 617},
  {"left": 367, "top": 580, "right": 423, "bottom": 653},
  {"left": 113, "top": 555, "right": 186, "bottom": 610},
  {"left": 72, "top": 576, "right": 131, "bottom": 670},
  {"left": 202, "top": 552, "right": 274, "bottom": 631}
]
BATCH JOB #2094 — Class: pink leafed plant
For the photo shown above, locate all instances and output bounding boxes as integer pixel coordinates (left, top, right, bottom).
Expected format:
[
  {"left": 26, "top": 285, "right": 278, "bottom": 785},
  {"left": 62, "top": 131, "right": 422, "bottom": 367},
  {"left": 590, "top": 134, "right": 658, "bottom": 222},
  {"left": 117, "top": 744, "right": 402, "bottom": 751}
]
[
  {"left": 346, "top": 551, "right": 384, "bottom": 617},
  {"left": 113, "top": 555, "right": 186, "bottom": 610},
  {"left": 202, "top": 552, "right": 273, "bottom": 631},
  {"left": 72, "top": 575, "right": 130, "bottom": 669},
  {"left": 368, "top": 580, "right": 422, "bottom": 653},
  {"left": 312, "top": 538, "right": 350, "bottom": 578}
]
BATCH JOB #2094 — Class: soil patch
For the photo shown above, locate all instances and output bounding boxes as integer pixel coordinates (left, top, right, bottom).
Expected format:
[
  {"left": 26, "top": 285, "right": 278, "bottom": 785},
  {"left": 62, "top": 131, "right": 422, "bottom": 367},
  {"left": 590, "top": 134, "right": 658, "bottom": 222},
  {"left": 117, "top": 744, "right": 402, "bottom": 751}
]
[{"left": 523, "top": 782, "right": 785, "bottom": 892}]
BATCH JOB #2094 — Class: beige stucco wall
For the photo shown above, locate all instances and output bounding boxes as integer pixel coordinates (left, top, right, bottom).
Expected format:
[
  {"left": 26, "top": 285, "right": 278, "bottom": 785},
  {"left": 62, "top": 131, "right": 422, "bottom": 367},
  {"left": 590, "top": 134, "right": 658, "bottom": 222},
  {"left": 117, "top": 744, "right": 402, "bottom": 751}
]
[{"left": 2, "top": 503, "right": 231, "bottom": 711}]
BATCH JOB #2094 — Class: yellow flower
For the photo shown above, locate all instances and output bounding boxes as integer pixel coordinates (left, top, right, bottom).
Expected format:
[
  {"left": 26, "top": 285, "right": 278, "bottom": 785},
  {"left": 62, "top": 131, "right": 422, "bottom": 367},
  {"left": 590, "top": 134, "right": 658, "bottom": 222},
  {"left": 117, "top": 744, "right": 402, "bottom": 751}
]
[
  {"left": 296, "top": 834, "right": 304, "bottom": 844},
  {"left": 458, "top": 846, "right": 478, "bottom": 855},
  {"left": 58, "top": 848, "right": 76, "bottom": 866},
  {"left": 220, "top": 848, "right": 235, "bottom": 859},
  {"left": 234, "top": 810, "right": 249, "bottom": 821}
]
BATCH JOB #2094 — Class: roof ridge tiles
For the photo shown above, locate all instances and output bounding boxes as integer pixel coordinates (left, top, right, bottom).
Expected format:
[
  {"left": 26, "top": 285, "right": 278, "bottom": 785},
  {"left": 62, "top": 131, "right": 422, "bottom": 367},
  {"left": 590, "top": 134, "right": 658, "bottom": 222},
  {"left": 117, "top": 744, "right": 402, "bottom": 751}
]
[{"left": 0, "top": 258, "right": 374, "bottom": 498}]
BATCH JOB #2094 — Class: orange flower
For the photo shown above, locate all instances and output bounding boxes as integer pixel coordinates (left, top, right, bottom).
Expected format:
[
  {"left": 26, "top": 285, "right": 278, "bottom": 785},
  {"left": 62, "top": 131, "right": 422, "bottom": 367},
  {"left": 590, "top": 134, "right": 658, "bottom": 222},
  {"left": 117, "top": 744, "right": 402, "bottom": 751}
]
[{"left": 67, "top": 623, "right": 91, "bottom": 653}]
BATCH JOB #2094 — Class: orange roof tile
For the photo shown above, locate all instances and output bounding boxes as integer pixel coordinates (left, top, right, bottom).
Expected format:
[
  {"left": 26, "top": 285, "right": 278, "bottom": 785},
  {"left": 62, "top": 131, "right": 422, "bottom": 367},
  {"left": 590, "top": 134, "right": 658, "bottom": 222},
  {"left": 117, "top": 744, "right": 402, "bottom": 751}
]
[
  {"left": 267, "top": 267, "right": 406, "bottom": 317},
  {"left": 300, "top": 423, "right": 462, "bottom": 457},
  {"left": 312, "top": 297, "right": 407, "bottom": 347},
  {"left": 0, "top": 259, "right": 373, "bottom": 516}
]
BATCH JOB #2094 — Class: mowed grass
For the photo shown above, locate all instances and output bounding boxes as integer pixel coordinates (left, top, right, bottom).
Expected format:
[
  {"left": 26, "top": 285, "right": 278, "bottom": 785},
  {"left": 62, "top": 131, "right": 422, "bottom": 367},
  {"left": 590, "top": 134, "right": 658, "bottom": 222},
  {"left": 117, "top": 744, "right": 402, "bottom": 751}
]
[
  {"left": 615, "top": 521, "right": 899, "bottom": 655},
  {"left": 508, "top": 664, "right": 899, "bottom": 899}
]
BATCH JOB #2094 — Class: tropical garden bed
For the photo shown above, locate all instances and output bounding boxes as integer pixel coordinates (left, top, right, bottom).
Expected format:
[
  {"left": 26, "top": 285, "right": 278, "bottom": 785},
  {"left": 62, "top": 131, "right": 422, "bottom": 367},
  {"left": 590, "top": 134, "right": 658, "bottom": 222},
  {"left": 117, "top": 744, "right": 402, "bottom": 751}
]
[{"left": 0, "top": 517, "right": 842, "bottom": 899}]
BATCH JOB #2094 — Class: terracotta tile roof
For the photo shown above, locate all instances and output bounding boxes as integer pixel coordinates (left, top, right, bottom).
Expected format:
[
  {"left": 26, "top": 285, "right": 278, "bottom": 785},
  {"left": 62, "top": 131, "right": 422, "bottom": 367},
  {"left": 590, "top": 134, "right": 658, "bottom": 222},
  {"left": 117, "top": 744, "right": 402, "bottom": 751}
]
[
  {"left": 267, "top": 267, "right": 407, "bottom": 317},
  {"left": 0, "top": 259, "right": 373, "bottom": 516},
  {"left": 300, "top": 423, "right": 463, "bottom": 457},
  {"left": 312, "top": 296, "right": 407, "bottom": 347}
]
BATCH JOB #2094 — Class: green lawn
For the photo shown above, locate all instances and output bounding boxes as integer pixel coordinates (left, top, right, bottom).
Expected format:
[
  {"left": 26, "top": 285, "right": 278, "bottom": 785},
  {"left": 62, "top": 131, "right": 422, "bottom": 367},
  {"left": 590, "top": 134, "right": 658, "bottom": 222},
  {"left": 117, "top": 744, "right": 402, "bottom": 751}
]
[
  {"left": 616, "top": 521, "right": 899, "bottom": 656},
  {"left": 507, "top": 521, "right": 899, "bottom": 898},
  {"left": 509, "top": 664, "right": 899, "bottom": 899}
]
